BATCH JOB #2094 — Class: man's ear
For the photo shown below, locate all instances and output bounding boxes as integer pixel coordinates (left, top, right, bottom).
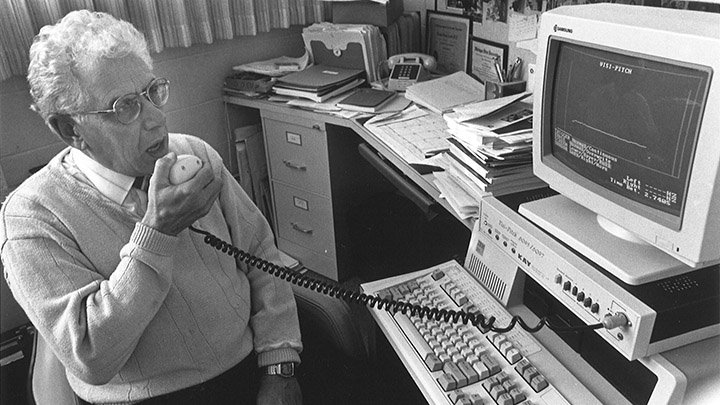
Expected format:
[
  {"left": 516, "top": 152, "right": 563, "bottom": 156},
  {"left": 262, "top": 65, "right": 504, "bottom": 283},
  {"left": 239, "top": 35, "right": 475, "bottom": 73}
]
[{"left": 47, "top": 114, "right": 84, "bottom": 149}]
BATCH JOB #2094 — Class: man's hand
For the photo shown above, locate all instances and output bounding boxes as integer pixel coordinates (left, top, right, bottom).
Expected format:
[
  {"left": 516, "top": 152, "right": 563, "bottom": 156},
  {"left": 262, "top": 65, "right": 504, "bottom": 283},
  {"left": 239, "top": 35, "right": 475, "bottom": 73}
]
[
  {"left": 143, "top": 152, "right": 222, "bottom": 236},
  {"left": 257, "top": 375, "right": 302, "bottom": 405}
]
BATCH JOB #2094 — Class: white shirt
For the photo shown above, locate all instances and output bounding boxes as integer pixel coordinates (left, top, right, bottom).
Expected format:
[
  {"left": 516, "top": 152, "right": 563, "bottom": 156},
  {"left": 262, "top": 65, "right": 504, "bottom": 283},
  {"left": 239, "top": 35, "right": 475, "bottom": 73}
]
[{"left": 66, "top": 148, "right": 147, "bottom": 215}]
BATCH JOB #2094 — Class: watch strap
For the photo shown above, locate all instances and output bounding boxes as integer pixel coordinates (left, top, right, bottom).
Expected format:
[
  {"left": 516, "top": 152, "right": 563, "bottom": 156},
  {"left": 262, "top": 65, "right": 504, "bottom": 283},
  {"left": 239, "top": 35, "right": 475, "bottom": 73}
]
[{"left": 262, "top": 362, "right": 296, "bottom": 378}]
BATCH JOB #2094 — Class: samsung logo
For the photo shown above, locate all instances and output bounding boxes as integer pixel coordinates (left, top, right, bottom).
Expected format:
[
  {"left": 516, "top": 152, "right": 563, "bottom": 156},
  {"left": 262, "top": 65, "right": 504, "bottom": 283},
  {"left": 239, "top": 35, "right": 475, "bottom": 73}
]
[{"left": 553, "top": 24, "right": 573, "bottom": 34}]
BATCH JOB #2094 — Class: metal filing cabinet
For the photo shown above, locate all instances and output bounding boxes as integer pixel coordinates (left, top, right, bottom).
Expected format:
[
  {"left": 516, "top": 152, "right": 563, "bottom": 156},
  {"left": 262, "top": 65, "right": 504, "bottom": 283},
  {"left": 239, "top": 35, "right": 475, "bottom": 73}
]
[{"left": 262, "top": 112, "right": 339, "bottom": 279}]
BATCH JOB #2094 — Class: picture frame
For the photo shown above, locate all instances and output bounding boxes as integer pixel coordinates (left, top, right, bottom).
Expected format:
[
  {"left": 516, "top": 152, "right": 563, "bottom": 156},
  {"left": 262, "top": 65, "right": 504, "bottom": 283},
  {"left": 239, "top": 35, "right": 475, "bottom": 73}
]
[
  {"left": 436, "top": 0, "right": 484, "bottom": 25},
  {"left": 470, "top": 37, "right": 509, "bottom": 84},
  {"left": 426, "top": 10, "right": 472, "bottom": 75}
]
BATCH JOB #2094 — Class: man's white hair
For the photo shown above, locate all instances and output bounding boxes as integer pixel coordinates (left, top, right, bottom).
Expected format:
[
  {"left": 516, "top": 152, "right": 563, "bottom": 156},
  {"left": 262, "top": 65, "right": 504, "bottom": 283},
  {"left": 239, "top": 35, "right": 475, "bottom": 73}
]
[{"left": 27, "top": 10, "right": 152, "bottom": 122}]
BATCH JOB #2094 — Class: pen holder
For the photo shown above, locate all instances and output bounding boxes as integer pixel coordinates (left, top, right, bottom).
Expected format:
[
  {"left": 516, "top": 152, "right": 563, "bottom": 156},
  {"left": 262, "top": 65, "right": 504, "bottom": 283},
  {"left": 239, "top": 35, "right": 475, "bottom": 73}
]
[{"left": 485, "top": 80, "right": 526, "bottom": 100}]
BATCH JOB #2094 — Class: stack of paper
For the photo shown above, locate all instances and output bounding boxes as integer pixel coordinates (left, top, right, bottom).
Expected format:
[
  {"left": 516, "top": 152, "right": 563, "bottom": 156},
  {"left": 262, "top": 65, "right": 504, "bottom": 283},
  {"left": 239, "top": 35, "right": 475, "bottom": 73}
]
[
  {"left": 443, "top": 92, "right": 533, "bottom": 145},
  {"left": 441, "top": 93, "right": 544, "bottom": 196},
  {"left": 273, "top": 65, "right": 365, "bottom": 103}
]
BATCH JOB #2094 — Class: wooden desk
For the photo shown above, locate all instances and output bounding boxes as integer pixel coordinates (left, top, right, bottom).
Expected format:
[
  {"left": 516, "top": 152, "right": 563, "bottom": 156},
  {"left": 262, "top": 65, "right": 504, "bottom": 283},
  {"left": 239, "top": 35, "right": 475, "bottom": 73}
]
[{"left": 223, "top": 95, "right": 469, "bottom": 280}]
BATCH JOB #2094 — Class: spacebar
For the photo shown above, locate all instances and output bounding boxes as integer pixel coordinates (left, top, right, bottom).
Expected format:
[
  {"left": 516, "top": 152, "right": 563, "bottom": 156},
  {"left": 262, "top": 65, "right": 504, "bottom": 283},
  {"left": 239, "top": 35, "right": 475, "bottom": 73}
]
[{"left": 394, "top": 313, "right": 434, "bottom": 365}]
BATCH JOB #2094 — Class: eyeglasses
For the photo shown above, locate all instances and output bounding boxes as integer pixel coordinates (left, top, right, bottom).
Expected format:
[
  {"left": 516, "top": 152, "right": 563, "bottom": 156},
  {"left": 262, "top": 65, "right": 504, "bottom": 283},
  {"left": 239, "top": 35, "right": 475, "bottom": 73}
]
[{"left": 78, "top": 77, "right": 170, "bottom": 124}]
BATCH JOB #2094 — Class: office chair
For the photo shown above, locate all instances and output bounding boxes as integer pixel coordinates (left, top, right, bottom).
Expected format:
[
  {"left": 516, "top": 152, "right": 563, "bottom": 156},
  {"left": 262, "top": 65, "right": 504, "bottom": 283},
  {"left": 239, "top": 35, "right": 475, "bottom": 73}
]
[{"left": 26, "top": 278, "right": 370, "bottom": 405}]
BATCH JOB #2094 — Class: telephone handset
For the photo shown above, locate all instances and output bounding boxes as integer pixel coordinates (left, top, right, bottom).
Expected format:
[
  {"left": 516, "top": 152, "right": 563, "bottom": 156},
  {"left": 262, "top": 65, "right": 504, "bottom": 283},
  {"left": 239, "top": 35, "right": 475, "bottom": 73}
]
[
  {"left": 387, "top": 53, "right": 437, "bottom": 92},
  {"left": 169, "top": 154, "right": 203, "bottom": 184},
  {"left": 169, "top": 156, "right": 603, "bottom": 334}
]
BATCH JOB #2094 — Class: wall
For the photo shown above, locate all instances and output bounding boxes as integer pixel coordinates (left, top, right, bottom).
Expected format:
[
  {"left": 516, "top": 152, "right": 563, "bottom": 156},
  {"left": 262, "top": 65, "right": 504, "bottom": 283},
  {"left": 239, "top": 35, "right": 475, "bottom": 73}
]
[{"left": 0, "top": 27, "right": 306, "bottom": 334}]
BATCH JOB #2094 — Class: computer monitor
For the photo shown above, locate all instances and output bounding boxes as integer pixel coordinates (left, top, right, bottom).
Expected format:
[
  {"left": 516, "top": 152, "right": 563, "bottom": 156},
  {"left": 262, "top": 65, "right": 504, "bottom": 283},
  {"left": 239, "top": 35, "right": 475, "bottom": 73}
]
[{"left": 520, "top": 4, "right": 720, "bottom": 285}]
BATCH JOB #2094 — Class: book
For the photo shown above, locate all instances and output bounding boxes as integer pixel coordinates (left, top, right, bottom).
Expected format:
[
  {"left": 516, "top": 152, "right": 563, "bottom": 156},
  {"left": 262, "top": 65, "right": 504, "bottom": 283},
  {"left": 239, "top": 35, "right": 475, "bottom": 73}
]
[
  {"left": 404, "top": 71, "right": 485, "bottom": 114},
  {"left": 336, "top": 88, "right": 396, "bottom": 112},
  {"left": 274, "top": 64, "right": 365, "bottom": 92},
  {"left": 273, "top": 78, "right": 364, "bottom": 103}
]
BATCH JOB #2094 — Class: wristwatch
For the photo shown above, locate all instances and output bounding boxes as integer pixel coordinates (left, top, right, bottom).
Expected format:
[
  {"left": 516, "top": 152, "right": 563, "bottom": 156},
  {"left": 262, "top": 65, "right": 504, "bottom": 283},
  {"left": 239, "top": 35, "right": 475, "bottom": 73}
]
[{"left": 262, "top": 362, "right": 296, "bottom": 378}]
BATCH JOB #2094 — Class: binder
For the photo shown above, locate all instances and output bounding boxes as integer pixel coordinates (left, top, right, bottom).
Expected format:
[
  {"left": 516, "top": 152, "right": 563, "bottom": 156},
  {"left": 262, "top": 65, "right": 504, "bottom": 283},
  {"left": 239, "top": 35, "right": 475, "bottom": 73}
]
[
  {"left": 275, "top": 64, "right": 364, "bottom": 92},
  {"left": 273, "top": 78, "right": 364, "bottom": 103},
  {"left": 336, "top": 88, "right": 396, "bottom": 112}
]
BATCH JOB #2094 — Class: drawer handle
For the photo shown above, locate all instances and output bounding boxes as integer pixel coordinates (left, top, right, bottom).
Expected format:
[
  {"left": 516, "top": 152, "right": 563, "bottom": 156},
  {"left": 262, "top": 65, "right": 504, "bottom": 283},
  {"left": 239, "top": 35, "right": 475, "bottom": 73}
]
[
  {"left": 312, "top": 124, "right": 321, "bottom": 131},
  {"left": 291, "top": 222, "right": 313, "bottom": 235},
  {"left": 283, "top": 160, "right": 307, "bottom": 171}
]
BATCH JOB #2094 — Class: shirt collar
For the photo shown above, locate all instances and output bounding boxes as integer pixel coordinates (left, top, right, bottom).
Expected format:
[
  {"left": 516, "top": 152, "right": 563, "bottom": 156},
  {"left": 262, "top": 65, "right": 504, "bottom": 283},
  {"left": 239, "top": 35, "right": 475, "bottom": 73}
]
[{"left": 70, "top": 148, "right": 135, "bottom": 204}]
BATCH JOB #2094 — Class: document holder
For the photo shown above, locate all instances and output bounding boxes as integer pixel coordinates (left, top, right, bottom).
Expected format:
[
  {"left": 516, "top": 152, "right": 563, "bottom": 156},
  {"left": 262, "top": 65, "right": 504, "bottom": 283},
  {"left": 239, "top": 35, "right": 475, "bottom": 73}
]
[
  {"left": 303, "top": 24, "right": 387, "bottom": 83},
  {"left": 309, "top": 40, "right": 366, "bottom": 75}
]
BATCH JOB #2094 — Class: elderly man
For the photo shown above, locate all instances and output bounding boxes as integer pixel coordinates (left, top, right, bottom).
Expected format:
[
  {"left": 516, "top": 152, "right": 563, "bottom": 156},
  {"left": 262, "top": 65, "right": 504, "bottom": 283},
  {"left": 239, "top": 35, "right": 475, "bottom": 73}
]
[{"left": 1, "top": 10, "right": 302, "bottom": 404}]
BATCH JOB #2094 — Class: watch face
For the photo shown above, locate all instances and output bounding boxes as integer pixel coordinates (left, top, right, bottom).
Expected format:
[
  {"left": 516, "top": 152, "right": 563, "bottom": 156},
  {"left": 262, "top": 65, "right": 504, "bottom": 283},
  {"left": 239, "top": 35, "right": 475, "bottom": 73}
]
[{"left": 280, "top": 362, "right": 294, "bottom": 376}]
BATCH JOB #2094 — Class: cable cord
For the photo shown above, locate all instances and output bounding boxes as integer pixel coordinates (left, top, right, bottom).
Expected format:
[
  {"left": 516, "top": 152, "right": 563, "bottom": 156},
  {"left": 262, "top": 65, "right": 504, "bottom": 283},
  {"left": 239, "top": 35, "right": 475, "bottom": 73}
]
[{"left": 188, "top": 226, "right": 604, "bottom": 335}]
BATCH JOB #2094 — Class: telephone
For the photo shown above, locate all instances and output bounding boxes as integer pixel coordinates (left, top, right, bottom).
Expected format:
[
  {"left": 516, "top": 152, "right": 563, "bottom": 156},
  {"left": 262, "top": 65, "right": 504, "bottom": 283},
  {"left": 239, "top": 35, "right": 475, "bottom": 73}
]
[
  {"left": 387, "top": 53, "right": 437, "bottom": 92},
  {"left": 169, "top": 154, "right": 202, "bottom": 184}
]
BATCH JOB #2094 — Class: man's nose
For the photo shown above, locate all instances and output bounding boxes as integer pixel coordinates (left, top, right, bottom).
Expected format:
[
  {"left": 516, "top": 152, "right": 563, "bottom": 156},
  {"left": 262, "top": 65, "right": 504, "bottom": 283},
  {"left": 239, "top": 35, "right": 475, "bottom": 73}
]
[{"left": 139, "top": 96, "right": 166, "bottom": 130}]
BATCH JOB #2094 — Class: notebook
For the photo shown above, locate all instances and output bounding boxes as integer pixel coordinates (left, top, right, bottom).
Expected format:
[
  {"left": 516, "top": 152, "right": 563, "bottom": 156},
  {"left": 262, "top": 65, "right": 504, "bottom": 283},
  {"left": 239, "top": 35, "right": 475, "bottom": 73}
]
[{"left": 336, "top": 88, "right": 396, "bottom": 113}]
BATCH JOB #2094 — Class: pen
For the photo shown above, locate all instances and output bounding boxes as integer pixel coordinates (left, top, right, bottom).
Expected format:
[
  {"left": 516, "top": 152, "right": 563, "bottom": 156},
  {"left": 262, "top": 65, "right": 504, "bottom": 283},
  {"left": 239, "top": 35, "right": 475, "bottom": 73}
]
[
  {"left": 493, "top": 57, "right": 505, "bottom": 83},
  {"left": 508, "top": 57, "right": 522, "bottom": 81}
]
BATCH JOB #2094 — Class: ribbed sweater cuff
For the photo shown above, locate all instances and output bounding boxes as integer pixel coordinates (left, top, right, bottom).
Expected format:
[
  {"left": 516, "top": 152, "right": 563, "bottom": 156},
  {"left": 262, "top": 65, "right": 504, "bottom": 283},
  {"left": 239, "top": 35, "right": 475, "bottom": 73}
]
[
  {"left": 131, "top": 222, "right": 177, "bottom": 255},
  {"left": 256, "top": 348, "right": 302, "bottom": 367}
]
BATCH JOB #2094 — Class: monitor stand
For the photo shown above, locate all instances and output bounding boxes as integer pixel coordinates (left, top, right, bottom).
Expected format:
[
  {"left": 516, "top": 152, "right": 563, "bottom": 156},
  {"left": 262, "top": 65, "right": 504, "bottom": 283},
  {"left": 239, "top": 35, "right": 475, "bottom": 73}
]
[{"left": 519, "top": 194, "right": 693, "bottom": 285}]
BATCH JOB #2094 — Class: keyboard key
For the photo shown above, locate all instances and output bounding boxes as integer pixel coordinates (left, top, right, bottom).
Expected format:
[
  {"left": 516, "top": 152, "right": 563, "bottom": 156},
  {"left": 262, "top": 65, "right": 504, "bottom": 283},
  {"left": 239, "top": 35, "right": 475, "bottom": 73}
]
[
  {"left": 480, "top": 354, "right": 501, "bottom": 375},
  {"left": 481, "top": 376, "right": 499, "bottom": 392},
  {"left": 497, "top": 392, "right": 514, "bottom": 405},
  {"left": 448, "top": 389, "right": 468, "bottom": 403},
  {"left": 468, "top": 393, "right": 484, "bottom": 405},
  {"left": 438, "top": 373, "right": 457, "bottom": 391},
  {"left": 424, "top": 353, "right": 443, "bottom": 371},
  {"left": 499, "top": 341, "right": 514, "bottom": 355},
  {"left": 489, "top": 384, "right": 506, "bottom": 400},
  {"left": 472, "top": 360, "right": 490, "bottom": 380},
  {"left": 506, "top": 348, "right": 522, "bottom": 364},
  {"left": 443, "top": 361, "right": 469, "bottom": 387},
  {"left": 530, "top": 375, "right": 549, "bottom": 392},
  {"left": 509, "top": 388, "right": 526, "bottom": 403},
  {"left": 514, "top": 358, "right": 532, "bottom": 375},
  {"left": 522, "top": 366, "right": 540, "bottom": 383},
  {"left": 457, "top": 360, "right": 480, "bottom": 384}
]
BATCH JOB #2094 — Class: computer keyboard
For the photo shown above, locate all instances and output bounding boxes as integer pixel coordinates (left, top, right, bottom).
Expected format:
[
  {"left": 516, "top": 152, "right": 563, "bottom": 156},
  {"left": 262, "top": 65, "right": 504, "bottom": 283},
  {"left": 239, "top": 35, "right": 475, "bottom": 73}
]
[{"left": 364, "top": 260, "right": 601, "bottom": 405}]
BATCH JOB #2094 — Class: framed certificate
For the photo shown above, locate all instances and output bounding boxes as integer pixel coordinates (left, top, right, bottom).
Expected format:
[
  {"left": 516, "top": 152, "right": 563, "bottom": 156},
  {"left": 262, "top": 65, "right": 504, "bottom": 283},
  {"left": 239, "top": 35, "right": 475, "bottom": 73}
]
[
  {"left": 426, "top": 10, "right": 472, "bottom": 75},
  {"left": 470, "top": 37, "right": 508, "bottom": 84}
]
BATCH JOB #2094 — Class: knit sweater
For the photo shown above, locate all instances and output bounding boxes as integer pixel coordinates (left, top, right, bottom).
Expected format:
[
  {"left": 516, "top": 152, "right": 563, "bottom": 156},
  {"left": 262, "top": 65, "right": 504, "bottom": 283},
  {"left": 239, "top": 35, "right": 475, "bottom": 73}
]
[{"left": 0, "top": 133, "right": 302, "bottom": 403}]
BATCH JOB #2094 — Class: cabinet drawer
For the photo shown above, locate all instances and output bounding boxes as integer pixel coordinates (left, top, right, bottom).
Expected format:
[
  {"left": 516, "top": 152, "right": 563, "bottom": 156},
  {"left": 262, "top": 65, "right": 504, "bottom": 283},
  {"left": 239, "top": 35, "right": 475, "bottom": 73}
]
[
  {"left": 276, "top": 237, "right": 338, "bottom": 281},
  {"left": 272, "top": 183, "right": 335, "bottom": 258},
  {"left": 264, "top": 118, "right": 330, "bottom": 196}
]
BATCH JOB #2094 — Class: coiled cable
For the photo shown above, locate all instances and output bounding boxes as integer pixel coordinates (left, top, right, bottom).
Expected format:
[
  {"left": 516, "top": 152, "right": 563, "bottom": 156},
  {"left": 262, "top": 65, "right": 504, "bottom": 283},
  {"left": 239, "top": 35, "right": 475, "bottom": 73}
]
[{"left": 189, "top": 226, "right": 604, "bottom": 334}]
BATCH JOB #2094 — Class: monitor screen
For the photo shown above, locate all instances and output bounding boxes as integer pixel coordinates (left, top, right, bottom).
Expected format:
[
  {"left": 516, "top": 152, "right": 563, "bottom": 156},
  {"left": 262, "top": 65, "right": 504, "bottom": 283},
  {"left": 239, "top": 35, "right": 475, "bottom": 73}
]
[{"left": 546, "top": 39, "right": 711, "bottom": 226}]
